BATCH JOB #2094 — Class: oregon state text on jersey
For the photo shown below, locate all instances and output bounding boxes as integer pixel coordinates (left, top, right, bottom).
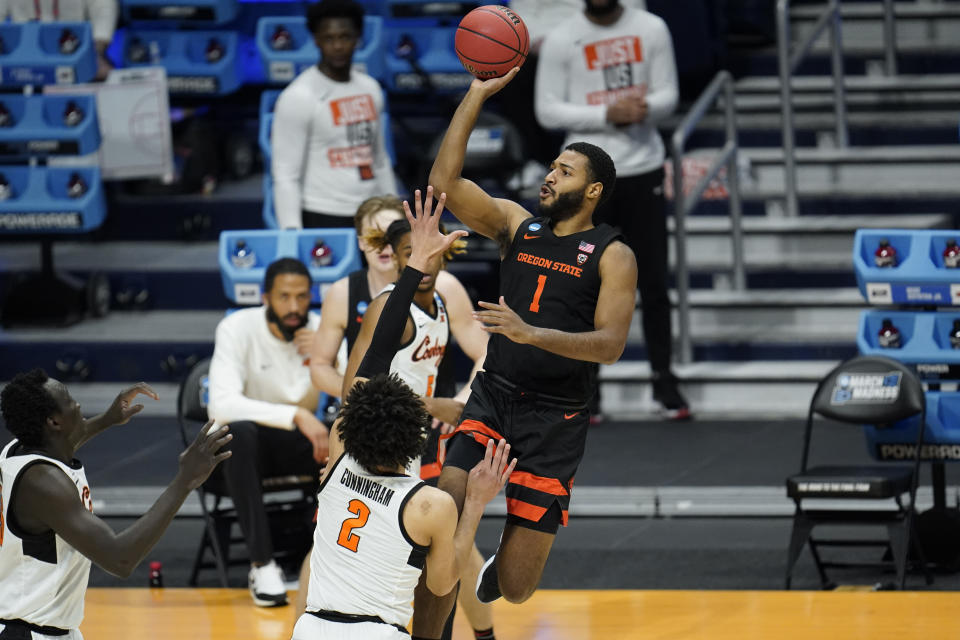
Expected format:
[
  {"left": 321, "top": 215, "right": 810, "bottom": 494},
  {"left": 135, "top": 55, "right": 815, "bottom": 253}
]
[
  {"left": 484, "top": 217, "right": 622, "bottom": 401},
  {"left": 306, "top": 453, "right": 427, "bottom": 630},
  {"left": 0, "top": 440, "right": 93, "bottom": 632}
]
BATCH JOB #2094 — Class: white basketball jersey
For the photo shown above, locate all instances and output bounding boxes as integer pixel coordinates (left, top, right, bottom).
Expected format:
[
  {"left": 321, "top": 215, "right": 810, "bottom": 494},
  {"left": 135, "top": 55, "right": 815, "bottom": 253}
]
[
  {"left": 306, "top": 453, "right": 427, "bottom": 629},
  {"left": 385, "top": 286, "right": 449, "bottom": 398},
  {"left": 0, "top": 440, "right": 93, "bottom": 630}
]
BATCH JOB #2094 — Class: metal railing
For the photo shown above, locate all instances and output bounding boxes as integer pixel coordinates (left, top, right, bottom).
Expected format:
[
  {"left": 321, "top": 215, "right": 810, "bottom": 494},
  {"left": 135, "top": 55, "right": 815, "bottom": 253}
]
[
  {"left": 777, "top": 0, "right": 848, "bottom": 217},
  {"left": 882, "top": 0, "right": 898, "bottom": 75},
  {"left": 671, "top": 70, "right": 744, "bottom": 365}
]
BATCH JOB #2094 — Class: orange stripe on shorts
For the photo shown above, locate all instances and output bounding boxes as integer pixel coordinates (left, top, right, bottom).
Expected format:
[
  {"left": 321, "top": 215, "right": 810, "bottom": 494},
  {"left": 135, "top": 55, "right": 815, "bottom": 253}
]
[
  {"left": 506, "top": 498, "right": 547, "bottom": 522},
  {"left": 509, "top": 471, "right": 569, "bottom": 496},
  {"left": 420, "top": 462, "right": 442, "bottom": 480}
]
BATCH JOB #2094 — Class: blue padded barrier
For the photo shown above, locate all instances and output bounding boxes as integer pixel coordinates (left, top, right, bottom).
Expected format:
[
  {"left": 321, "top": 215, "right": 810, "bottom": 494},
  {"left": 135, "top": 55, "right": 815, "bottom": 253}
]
[
  {"left": 256, "top": 15, "right": 384, "bottom": 84},
  {"left": 0, "top": 94, "right": 100, "bottom": 158},
  {"left": 857, "top": 309, "right": 960, "bottom": 382},
  {"left": 219, "top": 229, "right": 361, "bottom": 304},
  {"left": 0, "top": 22, "right": 97, "bottom": 86},
  {"left": 121, "top": 0, "right": 239, "bottom": 25},
  {"left": 854, "top": 229, "right": 960, "bottom": 307},
  {"left": 0, "top": 166, "right": 105, "bottom": 234},
  {"left": 118, "top": 29, "right": 242, "bottom": 95}
]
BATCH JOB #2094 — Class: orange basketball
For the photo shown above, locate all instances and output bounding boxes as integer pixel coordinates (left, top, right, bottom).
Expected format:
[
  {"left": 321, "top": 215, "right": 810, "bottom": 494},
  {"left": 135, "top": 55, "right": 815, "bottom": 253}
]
[{"left": 455, "top": 5, "right": 529, "bottom": 79}]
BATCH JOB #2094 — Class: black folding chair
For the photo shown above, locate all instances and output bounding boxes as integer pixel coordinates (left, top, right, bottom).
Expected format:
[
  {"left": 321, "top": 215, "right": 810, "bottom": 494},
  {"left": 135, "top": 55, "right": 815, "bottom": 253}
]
[
  {"left": 177, "top": 358, "right": 318, "bottom": 586},
  {"left": 784, "top": 355, "right": 933, "bottom": 590}
]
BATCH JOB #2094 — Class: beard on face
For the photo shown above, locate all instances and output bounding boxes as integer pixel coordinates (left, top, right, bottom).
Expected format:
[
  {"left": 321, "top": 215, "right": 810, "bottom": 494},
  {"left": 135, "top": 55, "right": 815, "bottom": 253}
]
[
  {"left": 266, "top": 305, "right": 308, "bottom": 342},
  {"left": 584, "top": 0, "right": 620, "bottom": 17},
  {"left": 537, "top": 186, "right": 585, "bottom": 223}
]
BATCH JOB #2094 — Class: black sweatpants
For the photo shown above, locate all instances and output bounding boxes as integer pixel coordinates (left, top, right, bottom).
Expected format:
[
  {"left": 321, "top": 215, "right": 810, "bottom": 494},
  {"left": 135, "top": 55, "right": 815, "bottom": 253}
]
[
  {"left": 220, "top": 421, "right": 321, "bottom": 564},
  {"left": 593, "top": 167, "right": 672, "bottom": 373}
]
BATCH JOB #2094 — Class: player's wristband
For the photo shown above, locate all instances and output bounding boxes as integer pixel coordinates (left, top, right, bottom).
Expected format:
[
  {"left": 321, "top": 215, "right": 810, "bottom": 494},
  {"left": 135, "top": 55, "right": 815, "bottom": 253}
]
[{"left": 356, "top": 266, "right": 425, "bottom": 379}]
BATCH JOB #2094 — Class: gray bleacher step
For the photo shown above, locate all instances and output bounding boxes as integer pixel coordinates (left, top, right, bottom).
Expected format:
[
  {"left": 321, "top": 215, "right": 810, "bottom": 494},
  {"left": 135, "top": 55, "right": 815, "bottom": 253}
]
[
  {"left": 734, "top": 90, "right": 960, "bottom": 113},
  {"left": 0, "top": 241, "right": 220, "bottom": 272},
  {"left": 88, "top": 484, "right": 955, "bottom": 518},
  {"left": 669, "top": 213, "right": 952, "bottom": 235},
  {"left": 735, "top": 73, "right": 960, "bottom": 94},
  {"left": 629, "top": 308, "right": 859, "bottom": 344},
  {"left": 664, "top": 110, "right": 960, "bottom": 133},
  {"left": 0, "top": 382, "right": 182, "bottom": 419},
  {"left": 792, "top": 2, "right": 960, "bottom": 50},
  {"left": 600, "top": 360, "right": 836, "bottom": 418},
  {"left": 673, "top": 287, "right": 864, "bottom": 308},
  {"left": 0, "top": 310, "right": 224, "bottom": 342},
  {"left": 743, "top": 145, "right": 960, "bottom": 164}
]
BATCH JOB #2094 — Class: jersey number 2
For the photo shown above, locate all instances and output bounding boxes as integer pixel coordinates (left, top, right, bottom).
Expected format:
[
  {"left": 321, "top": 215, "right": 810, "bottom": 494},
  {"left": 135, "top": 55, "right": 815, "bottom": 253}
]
[
  {"left": 529, "top": 275, "right": 548, "bottom": 313},
  {"left": 337, "top": 499, "right": 370, "bottom": 553}
]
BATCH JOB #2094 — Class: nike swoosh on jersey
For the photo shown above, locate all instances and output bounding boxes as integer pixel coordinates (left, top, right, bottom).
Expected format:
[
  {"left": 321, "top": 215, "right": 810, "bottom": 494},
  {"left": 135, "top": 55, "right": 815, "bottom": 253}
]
[
  {"left": 523, "top": 234, "right": 541, "bottom": 240},
  {"left": 564, "top": 412, "right": 579, "bottom": 420}
]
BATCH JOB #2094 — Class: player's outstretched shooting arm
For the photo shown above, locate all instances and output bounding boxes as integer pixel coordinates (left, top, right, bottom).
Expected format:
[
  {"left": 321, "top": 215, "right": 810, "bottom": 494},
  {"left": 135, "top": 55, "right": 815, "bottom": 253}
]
[
  {"left": 428, "top": 70, "right": 530, "bottom": 247},
  {"left": 475, "top": 240, "right": 638, "bottom": 365}
]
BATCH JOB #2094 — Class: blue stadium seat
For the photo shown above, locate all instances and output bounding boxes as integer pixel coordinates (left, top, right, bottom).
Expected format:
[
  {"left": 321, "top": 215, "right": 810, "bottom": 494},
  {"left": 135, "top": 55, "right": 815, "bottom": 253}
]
[
  {"left": 219, "top": 229, "right": 362, "bottom": 304},
  {"left": 0, "top": 22, "right": 97, "bottom": 86},
  {"left": 255, "top": 15, "right": 384, "bottom": 84},
  {"left": 380, "top": 0, "right": 477, "bottom": 93},
  {"left": 118, "top": 29, "right": 243, "bottom": 95},
  {"left": 0, "top": 95, "right": 100, "bottom": 158},
  {"left": 0, "top": 166, "right": 105, "bottom": 234}
]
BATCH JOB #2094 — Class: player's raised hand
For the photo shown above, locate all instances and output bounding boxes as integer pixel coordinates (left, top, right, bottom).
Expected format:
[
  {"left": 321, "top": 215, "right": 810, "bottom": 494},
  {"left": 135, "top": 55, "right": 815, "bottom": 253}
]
[
  {"left": 474, "top": 296, "right": 534, "bottom": 344},
  {"left": 106, "top": 382, "right": 159, "bottom": 426},
  {"left": 466, "top": 438, "right": 517, "bottom": 507},
  {"left": 179, "top": 420, "right": 233, "bottom": 490},
  {"left": 470, "top": 67, "right": 520, "bottom": 99},
  {"left": 403, "top": 186, "right": 468, "bottom": 272}
]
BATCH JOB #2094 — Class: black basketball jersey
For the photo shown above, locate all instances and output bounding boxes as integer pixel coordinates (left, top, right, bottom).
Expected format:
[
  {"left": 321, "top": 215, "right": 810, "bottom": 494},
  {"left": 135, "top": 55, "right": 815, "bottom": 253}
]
[
  {"left": 345, "top": 269, "right": 373, "bottom": 356},
  {"left": 484, "top": 217, "right": 623, "bottom": 402}
]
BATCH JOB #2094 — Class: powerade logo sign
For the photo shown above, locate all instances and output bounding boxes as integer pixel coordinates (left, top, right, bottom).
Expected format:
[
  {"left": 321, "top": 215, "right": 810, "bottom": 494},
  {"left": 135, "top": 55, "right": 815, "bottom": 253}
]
[
  {"left": 166, "top": 76, "right": 219, "bottom": 94},
  {"left": 0, "top": 212, "right": 82, "bottom": 230},
  {"left": 876, "top": 443, "right": 960, "bottom": 461},
  {"left": 831, "top": 371, "right": 901, "bottom": 406}
]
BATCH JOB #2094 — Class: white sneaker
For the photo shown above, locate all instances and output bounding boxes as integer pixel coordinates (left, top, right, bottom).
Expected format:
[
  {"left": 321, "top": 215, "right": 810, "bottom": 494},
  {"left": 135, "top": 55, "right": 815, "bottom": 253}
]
[{"left": 248, "top": 560, "right": 288, "bottom": 607}]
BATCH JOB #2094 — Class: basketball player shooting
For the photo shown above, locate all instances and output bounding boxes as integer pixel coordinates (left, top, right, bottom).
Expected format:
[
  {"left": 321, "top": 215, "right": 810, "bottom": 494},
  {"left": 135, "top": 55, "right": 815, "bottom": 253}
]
[
  {"left": 293, "top": 188, "right": 516, "bottom": 640},
  {"left": 411, "top": 63, "right": 639, "bottom": 638}
]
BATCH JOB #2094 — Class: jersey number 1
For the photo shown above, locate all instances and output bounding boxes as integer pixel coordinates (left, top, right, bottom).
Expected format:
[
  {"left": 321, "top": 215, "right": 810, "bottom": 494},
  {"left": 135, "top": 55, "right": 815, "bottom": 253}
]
[
  {"left": 529, "top": 275, "right": 548, "bottom": 313},
  {"left": 337, "top": 499, "right": 370, "bottom": 553}
]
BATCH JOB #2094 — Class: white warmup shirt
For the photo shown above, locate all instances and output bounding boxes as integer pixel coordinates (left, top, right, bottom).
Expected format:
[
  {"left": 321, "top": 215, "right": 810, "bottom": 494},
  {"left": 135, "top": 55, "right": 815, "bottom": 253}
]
[
  {"left": 535, "top": 7, "right": 678, "bottom": 177},
  {"left": 383, "top": 286, "right": 450, "bottom": 398},
  {"left": 0, "top": 0, "right": 118, "bottom": 42},
  {"left": 305, "top": 453, "right": 427, "bottom": 630},
  {"left": 509, "top": 0, "right": 646, "bottom": 46},
  {"left": 208, "top": 306, "right": 321, "bottom": 429},
  {"left": 0, "top": 440, "right": 93, "bottom": 634},
  {"left": 271, "top": 66, "right": 397, "bottom": 229}
]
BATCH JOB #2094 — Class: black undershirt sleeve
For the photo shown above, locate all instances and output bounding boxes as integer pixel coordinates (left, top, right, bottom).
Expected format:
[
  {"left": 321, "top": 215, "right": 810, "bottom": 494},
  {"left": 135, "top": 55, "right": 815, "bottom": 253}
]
[{"left": 355, "top": 265, "right": 425, "bottom": 380}]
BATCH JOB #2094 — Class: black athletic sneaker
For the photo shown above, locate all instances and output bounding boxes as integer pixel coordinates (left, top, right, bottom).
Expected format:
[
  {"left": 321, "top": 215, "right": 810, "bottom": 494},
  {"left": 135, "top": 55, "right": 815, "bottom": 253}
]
[
  {"left": 652, "top": 371, "right": 692, "bottom": 421},
  {"left": 475, "top": 555, "right": 502, "bottom": 604}
]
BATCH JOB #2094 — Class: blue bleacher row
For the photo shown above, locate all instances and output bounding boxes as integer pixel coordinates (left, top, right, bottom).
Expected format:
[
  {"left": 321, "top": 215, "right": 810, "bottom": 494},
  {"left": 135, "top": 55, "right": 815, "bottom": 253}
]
[{"left": 0, "top": 1, "right": 491, "bottom": 96}]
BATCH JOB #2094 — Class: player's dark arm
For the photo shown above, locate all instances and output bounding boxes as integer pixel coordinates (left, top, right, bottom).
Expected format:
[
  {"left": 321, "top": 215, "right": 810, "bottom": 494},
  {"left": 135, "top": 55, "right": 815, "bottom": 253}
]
[
  {"left": 341, "top": 293, "right": 414, "bottom": 398},
  {"left": 14, "top": 422, "right": 231, "bottom": 578},
  {"left": 475, "top": 241, "right": 638, "bottom": 364},
  {"left": 76, "top": 383, "right": 159, "bottom": 450},
  {"left": 428, "top": 75, "right": 530, "bottom": 245}
]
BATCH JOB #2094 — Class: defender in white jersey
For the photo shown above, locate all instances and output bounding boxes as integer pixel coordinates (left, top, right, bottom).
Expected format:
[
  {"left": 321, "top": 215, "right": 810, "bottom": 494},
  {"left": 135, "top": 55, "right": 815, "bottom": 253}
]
[
  {"left": 292, "top": 188, "right": 515, "bottom": 640},
  {"left": 0, "top": 371, "right": 230, "bottom": 639}
]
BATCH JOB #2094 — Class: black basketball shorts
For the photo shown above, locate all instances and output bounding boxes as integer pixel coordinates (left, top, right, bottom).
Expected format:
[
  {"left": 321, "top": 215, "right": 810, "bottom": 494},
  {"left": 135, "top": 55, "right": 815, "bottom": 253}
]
[{"left": 440, "top": 371, "right": 590, "bottom": 534}]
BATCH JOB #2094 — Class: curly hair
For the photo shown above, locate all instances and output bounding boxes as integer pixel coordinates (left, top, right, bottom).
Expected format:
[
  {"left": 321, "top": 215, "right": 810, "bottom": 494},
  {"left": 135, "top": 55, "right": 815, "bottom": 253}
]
[
  {"left": 362, "top": 218, "right": 467, "bottom": 263},
  {"left": 565, "top": 141, "right": 617, "bottom": 207},
  {"left": 0, "top": 368, "right": 58, "bottom": 447},
  {"left": 337, "top": 373, "right": 429, "bottom": 472},
  {"left": 307, "top": 0, "right": 364, "bottom": 35}
]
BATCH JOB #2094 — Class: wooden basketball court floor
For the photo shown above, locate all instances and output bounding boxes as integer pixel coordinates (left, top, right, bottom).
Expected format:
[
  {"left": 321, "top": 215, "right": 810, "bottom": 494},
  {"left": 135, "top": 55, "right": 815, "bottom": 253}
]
[{"left": 80, "top": 588, "right": 960, "bottom": 639}]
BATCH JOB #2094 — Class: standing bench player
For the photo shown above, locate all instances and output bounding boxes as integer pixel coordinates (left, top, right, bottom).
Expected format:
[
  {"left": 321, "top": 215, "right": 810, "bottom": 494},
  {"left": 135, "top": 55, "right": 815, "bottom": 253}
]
[{"left": 413, "top": 67, "right": 638, "bottom": 638}]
